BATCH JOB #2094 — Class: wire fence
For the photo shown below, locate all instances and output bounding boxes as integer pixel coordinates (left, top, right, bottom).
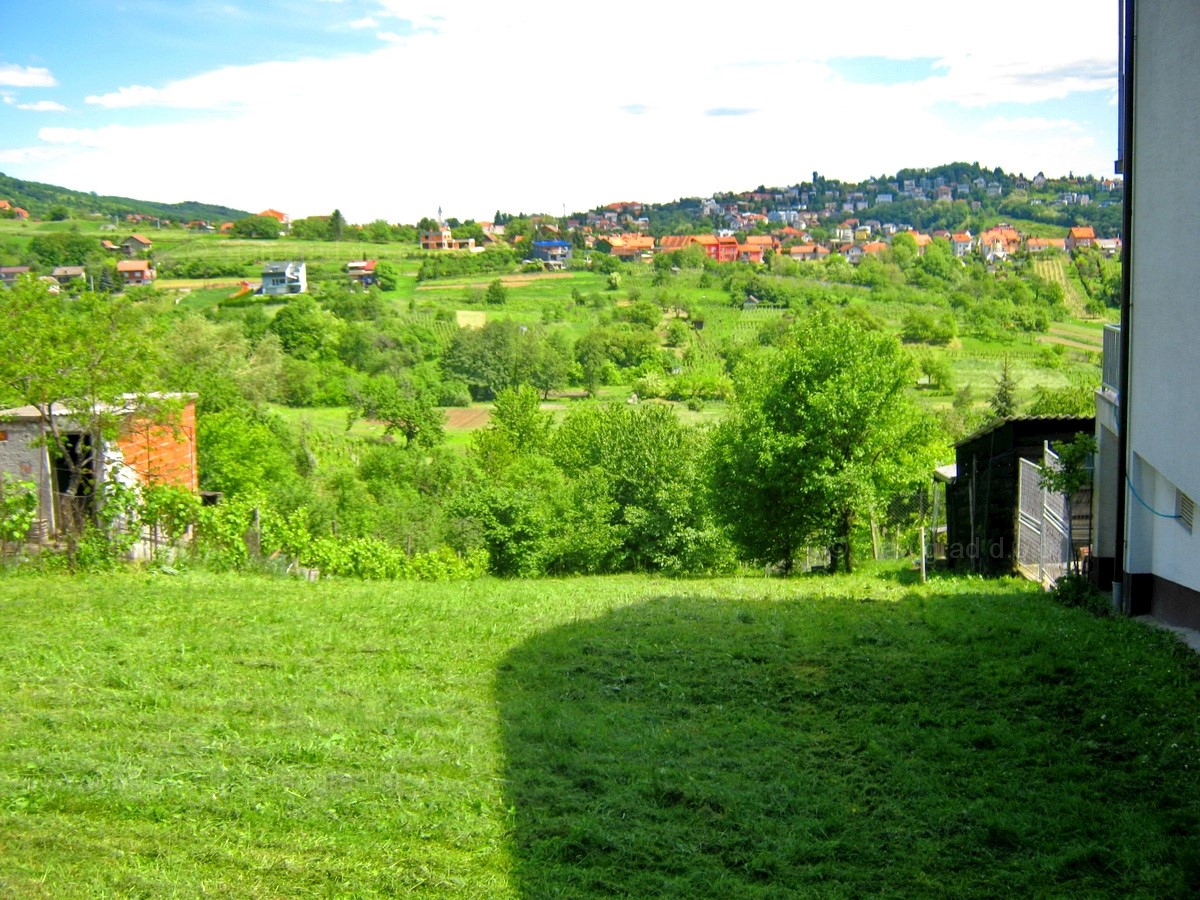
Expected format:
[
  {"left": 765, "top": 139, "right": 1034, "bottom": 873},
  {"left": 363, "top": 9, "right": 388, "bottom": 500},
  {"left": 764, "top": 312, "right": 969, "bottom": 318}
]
[{"left": 1015, "top": 443, "right": 1093, "bottom": 586}]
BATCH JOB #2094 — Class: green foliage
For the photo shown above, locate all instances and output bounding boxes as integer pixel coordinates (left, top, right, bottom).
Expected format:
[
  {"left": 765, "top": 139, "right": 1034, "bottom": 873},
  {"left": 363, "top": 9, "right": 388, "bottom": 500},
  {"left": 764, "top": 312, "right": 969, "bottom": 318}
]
[
  {"left": 228, "top": 215, "right": 282, "bottom": 239},
  {"left": 901, "top": 309, "right": 958, "bottom": 345},
  {"left": 709, "top": 314, "right": 939, "bottom": 573},
  {"left": 416, "top": 246, "right": 514, "bottom": 281},
  {"left": 157, "top": 257, "right": 250, "bottom": 279},
  {"left": 1050, "top": 572, "right": 1111, "bottom": 616},
  {"left": 197, "top": 409, "right": 301, "bottom": 498},
  {"left": 373, "top": 258, "right": 400, "bottom": 291},
  {"left": 0, "top": 473, "right": 38, "bottom": 551},
  {"left": 455, "top": 399, "right": 730, "bottom": 576},
  {"left": 0, "top": 281, "right": 156, "bottom": 521},
  {"left": 140, "top": 482, "right": 202, "bottom": 550},
  {"left": 989, "top": 357, "right": 1021, "bottom": 418},
  {"left": 1042, "top": 433, "right": 1097, "bottom": 498},
  {"left": 27, "top": 230, "right": 100, "bottom": 268},
  {"left": 346, "top": 374, "right": 445, "bottom": 448},
  {"left": 1028, "top": 371, "right": 1099, "bottom": 416},
  {"left": 484, "top": 278, "right": 508, "bottom": 305},
  {"left": 268, "top": 295, "right": 341, "bottom": 361}
]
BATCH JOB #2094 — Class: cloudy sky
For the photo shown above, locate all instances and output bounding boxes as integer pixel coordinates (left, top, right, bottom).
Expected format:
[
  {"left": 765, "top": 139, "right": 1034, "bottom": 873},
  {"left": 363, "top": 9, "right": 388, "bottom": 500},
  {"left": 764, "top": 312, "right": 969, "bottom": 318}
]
[{"left": 0, "top": 1, "right": 1118, "bottom": 224}]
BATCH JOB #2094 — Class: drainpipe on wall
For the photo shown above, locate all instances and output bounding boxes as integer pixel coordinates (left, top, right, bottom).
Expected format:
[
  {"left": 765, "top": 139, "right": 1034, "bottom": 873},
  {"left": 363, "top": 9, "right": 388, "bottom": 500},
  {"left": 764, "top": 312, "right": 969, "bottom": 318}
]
[{"left": 1115, "top": 0, "right": 1136, "bottom": 613}]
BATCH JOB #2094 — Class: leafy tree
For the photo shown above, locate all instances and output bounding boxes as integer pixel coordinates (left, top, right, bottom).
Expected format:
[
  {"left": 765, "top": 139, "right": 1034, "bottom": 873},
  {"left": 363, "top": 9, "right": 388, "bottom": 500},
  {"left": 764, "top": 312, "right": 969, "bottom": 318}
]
[
  {"left": 471, "top": 384, "right": 554, "bottom": 474},
  {"left": 373, "top": 259, "right": 400, "bottom": 292},
  {"left": 347, "top": 374, "right": 445, "bottom": 448},
  {"left": 901, "top": 309, "right": 958, "bottom": 345},
  {"left": 268, "top": 296, "right": 340, "bottom": 361},
  {"left": 197, "top": 408, "right": 300, "bottom": 497},
  {"left": 575, "top": 330, "right": 610, "bottom": 397},
  {"left": 916, "top": 351, "right": 955, "bottom": 393},
  {"left": 229, "top": 215, "right": 281, "bottom": 239},
  {"left": 551, "top": 403, "right": 731, "bottom": 574},
  {"left": 1027, "top": 370, "right": 1099, "bottom": 417},
  {"left": 364, "top": 220, "right": 392, "bottom": 243},
  {"left": 0, "top": 279, "right": 159, "bottom": 530},
  {"left": 158, "top": 314, "right": 283, "bottom": 413},
  {"left": 530, "top": 330, "right": 571, "bottom": 399},
  {"left": 443, "top": 320, "right": 520, "bottom": 401},
  {"left": 27, "top": 231, "right": 100, "bottom": 268},
  {"left": 484, "top": 278, "right": 508, "bottom": 305},
  {"left": 889, "top": 231, "right": 919, "bottom": 270},
  {"left": 709, "top": 314, "right": 938, "bottom": 573}
]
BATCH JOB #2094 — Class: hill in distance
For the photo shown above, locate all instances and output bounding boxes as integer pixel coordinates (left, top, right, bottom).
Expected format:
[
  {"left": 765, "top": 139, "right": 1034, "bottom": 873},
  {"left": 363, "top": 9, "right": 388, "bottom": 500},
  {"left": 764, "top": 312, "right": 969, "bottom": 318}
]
[{"left": 0, "top": 171, "right": 249, "bottom": 223}]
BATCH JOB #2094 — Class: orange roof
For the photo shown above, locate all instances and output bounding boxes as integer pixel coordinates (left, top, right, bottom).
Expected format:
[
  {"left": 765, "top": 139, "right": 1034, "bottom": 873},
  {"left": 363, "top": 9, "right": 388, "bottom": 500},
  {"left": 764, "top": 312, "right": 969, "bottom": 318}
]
[
  {"left": 258, "top": 209, "right": 287, "bottom": 222},
  {"left": 745, "top": 235, "right": 777, "bottom": 246},
  {"left": 0, "top": 200, "right": 10, "bottom": 210},
  {"left": 658, "top": 235, "right": 691, "bottom": 250},
  {"left": 952, "top": 233, "right": 972, "bottom": 243},
  {"left": 690, "top": 234, "right": 719, "bottom": 246},
  {"left": 116, "top": 259, "right": 152, "bottom": 272},
  {"left": 127, "top": 233, "right": 152, "bottom": 245},
  {"left": 1068, "top": 226, "right": 1095, "bottom": 239},
  {"left": 861, "top": 241, "right": 889, "bottom": 255},
  {"left": 1027, "top": 237, "right": 1067, "bottom": 250},
  {"left": 910, "top": 233, "right": 933, "bottom": 246}
]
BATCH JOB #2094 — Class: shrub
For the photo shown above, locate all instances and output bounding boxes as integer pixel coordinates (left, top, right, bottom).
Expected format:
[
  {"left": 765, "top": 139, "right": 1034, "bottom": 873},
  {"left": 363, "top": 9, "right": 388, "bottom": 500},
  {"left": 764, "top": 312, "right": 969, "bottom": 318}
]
[{"left": 1050, "top": 573, "right": 1111, "bottom": 617}]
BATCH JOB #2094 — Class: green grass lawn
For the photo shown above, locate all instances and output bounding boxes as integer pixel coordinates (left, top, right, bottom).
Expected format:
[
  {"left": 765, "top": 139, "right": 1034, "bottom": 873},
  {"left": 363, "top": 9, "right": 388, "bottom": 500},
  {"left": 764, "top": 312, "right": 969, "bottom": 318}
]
[{"left": 1, "top": 567, "right": 1198, "bottom": 896}]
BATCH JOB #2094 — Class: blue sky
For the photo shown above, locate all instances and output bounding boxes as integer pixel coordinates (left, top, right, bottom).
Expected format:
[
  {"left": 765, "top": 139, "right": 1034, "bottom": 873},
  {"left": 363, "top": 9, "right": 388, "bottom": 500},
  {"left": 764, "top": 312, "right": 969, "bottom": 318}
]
[{"left": 0, "top": 1, "right": 1119, "bottom": 223}]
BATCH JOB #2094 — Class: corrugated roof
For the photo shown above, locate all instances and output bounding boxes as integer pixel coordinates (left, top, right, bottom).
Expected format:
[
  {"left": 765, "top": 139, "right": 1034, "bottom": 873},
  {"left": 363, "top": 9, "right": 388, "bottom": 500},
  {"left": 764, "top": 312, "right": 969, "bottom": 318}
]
[{"left": 954, "top": 415, "right": 1094, "bottom": 448}]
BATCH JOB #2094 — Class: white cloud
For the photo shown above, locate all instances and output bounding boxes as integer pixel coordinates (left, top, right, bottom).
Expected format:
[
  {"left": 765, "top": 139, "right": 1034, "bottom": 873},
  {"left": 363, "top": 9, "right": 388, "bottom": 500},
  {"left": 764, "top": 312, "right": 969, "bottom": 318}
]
[
  {"left": 0, "top": 145, "right": 70, "bottom": 165},
  {"left": 0, "top": 63, "right": 56, "bottom": 88},
  {"left": 348, "top": 16, "right": 378, "bottom": 29},
  {"left": 16, "top": 100, "right": 68, "bottom": 112},
  {"left": 12, "top": 1, "right": 1119, "bottom": 222}
]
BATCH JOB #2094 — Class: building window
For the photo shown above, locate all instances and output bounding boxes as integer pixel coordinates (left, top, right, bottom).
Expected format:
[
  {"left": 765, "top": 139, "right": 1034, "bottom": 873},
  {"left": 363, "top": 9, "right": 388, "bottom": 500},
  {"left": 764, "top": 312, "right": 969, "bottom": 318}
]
[{"left": 1178, "top": 490, "right": 1195, "bottom": 533}]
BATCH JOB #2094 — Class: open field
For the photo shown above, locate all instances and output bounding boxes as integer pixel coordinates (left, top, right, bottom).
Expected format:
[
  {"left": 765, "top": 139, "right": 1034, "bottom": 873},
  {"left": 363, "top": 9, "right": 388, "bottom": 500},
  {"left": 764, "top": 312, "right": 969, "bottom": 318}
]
[{"left": 1, "top": 567, "right": 1198, "bottom": 897}]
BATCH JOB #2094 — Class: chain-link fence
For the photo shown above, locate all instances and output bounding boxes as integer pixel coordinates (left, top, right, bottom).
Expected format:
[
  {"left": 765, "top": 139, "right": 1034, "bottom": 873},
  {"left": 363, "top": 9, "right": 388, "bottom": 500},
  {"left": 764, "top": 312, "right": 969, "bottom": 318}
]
[
  {"left": 791, "top": 480, "right": 948, "bottom": 574},
  {"left": 1015, "top": 443, "right": 1093, "bottom": 586}
]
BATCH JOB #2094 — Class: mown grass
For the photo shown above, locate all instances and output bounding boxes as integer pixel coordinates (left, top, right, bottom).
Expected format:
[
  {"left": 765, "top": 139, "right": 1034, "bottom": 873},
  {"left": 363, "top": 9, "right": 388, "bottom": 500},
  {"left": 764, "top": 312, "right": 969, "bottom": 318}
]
[{"left": 1, "top": 566, "right": 1198, "bottom": 897}]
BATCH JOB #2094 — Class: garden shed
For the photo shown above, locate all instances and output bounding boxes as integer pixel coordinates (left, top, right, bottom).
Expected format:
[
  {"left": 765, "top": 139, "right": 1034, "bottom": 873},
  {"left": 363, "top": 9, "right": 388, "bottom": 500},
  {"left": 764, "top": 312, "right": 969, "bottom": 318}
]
[
  {"left": 0, "top": 393, "right": 197, "bottom": 538},
  {"left": 944, "top": 415, "right": 1094, "bottom": 577}
]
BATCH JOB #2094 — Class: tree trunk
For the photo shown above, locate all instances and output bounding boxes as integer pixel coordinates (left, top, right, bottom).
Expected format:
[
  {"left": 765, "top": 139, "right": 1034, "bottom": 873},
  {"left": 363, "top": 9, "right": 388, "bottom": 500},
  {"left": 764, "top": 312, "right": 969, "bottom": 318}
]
[{"left": 841, "top": 508, "right": 856, "bottom": 574}]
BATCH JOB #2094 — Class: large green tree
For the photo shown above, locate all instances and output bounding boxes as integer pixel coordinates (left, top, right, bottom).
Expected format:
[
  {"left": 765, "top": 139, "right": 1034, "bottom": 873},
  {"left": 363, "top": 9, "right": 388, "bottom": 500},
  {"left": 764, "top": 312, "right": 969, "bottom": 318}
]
[
  {"left": 0, "top": 278, "right": 159, "bottom": 528},
  {"left": 346, "top": 374, "right": 445, "bottom": 448},
  {"left": 709, "top": 314, "right": 939, "bottom": 573}
]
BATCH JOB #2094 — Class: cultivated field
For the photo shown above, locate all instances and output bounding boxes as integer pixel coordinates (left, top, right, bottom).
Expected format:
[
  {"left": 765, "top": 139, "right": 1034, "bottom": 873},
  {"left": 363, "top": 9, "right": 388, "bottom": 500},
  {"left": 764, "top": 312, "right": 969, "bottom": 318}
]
[{"left": 2, "top": 567, "right": 1197, "bottom": 896}]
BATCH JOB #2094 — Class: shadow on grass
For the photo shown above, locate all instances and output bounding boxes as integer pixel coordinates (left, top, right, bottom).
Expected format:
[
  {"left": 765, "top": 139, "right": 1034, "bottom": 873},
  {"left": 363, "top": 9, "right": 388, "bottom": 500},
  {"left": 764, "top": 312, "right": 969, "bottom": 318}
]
[{"left": 496, "top": 590, "right": 1200, "bottom": 898}]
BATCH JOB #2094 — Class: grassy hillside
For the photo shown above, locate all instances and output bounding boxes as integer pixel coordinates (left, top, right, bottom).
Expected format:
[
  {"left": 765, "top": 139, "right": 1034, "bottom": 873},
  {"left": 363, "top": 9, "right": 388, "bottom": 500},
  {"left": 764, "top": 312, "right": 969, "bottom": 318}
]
[
  {"left": 2, "top": 567, "right": 1197, "bottom": 896},
  {"left": 0, "top": 171, "right": 248, "bottom": 222}
]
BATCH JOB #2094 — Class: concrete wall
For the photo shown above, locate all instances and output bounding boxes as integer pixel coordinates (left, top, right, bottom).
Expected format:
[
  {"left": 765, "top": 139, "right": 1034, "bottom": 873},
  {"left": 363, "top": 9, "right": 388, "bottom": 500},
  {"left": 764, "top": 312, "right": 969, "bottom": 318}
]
[
  {"left": 1124, "top": 0, "right": 1200, "bottom": 607},
  {"left": 0, "top": 421, "right": 57, "bottom": 534}
]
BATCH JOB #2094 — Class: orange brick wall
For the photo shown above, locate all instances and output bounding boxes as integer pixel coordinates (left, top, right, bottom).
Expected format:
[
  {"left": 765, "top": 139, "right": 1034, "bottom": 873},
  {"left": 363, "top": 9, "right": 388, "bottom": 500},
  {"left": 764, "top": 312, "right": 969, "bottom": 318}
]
[{"left": 114, "top": 402, "right": 198, "bottom": 491}]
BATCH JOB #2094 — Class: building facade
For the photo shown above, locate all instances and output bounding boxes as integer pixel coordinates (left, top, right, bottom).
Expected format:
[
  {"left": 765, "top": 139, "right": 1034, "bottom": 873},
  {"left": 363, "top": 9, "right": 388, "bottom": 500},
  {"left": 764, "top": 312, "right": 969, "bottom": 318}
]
[{"left": 1093, "top": 0, "right": 1200, "bottom": 628}]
